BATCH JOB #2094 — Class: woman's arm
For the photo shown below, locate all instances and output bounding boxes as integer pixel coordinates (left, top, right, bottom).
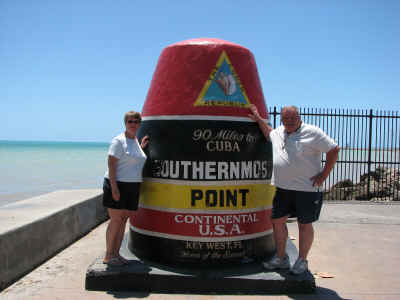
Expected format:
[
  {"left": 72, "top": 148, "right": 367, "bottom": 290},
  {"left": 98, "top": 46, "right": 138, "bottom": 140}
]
[
  {"left": 140, "top": 135, "right": 149, "bottom": 149},
  {"left": 108, "top": 155, "right": 120, "bottom": 201}
]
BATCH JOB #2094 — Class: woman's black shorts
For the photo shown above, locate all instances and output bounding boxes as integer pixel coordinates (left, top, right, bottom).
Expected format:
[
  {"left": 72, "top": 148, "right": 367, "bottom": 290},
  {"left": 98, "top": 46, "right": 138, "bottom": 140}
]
[{"left": 102, "top": 178, "right": 141, "bottom": 210}]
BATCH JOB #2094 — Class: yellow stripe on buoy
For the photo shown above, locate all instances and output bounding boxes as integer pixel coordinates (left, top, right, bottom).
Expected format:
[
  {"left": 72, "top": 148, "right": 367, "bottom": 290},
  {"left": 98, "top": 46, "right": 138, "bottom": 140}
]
[{"left": 140, "top": 181, "right": 276, "bottom": 210}]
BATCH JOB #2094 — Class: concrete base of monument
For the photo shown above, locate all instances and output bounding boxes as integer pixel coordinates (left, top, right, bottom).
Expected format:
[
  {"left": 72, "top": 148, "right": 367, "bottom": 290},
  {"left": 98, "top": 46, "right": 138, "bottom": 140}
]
[{"left": 85, "top": 236, "right": 316, "bottom": 294}]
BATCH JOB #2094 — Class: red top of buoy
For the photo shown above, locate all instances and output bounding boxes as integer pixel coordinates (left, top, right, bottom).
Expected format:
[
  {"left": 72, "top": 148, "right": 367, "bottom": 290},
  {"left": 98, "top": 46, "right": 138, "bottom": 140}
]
[
  {"left": 142, "top": 38, "right": 268, "bottom": 119},
  {"left": 173, "top": 38, "right": 245, "bottom": 47}
]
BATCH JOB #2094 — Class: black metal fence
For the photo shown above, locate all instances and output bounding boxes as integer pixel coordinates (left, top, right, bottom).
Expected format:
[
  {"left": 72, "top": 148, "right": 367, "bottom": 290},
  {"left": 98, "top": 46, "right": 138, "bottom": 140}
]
[{"left": 268, "top": 107, "right": 400, "bottom": 201}]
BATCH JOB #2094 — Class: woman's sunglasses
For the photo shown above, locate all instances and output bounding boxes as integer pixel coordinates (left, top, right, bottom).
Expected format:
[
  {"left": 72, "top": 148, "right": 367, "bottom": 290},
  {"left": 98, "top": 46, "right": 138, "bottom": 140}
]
[{"left": 127, "top": 119, "right": 140, "bottom": 124}]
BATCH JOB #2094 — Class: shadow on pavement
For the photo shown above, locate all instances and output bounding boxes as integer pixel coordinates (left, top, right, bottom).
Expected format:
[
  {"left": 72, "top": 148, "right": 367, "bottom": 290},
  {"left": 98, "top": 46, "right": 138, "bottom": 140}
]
[{"left": 288, "top": 286, "right": 350, "bottom": 300}]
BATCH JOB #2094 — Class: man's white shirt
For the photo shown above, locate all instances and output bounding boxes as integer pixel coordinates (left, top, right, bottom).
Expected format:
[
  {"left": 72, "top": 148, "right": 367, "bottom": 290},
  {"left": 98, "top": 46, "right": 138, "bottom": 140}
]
[{"left": 270, "top": 123, "right": 337, "bottom": 192}]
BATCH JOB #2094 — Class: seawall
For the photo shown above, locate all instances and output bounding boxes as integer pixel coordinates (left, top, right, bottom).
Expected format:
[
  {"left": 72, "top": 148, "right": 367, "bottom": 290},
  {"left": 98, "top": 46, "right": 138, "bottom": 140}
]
[{"left": 0, "top": 189, "right": 107, "bottom": 289}]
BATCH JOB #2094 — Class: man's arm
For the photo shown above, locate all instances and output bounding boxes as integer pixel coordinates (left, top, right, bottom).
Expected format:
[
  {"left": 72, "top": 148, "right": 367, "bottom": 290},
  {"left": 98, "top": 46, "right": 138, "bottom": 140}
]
[
  {"left": 310, "top": 146, "right": 340, "bottom": 187},
  {"left": 248, "top": 104, "right": 272, "bottom": 140}
]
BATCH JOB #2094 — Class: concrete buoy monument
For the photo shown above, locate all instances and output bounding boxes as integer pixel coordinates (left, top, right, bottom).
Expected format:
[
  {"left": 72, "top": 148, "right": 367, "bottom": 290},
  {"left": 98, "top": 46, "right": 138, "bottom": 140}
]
[
  {"left": 86, "top": 38, "right": 316, "bottom": 294},
  {"left": 130, "top": 38, "right": 275, "bottom": 266}
]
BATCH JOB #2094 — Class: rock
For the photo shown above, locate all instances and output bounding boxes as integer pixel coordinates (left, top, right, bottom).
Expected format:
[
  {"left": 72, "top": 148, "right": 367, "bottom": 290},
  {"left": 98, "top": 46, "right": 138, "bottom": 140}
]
[
  {"left": 332, "top": 179, "right": 354, "bottom": 188},
  {"left": 324, "top": 187, "right": 353, "bottom": 200},
  {"left": 326, "top": 167, "right": 400, "bottom": 201}
]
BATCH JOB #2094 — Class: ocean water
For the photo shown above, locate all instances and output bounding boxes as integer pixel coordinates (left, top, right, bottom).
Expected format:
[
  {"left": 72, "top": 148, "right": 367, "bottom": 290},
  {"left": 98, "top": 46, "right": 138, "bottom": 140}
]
[
  {"left": 324, "top": 148, "right": 400, "bottom": 188},
  {"left": 0, "top": 140, "right": 109, "bottom": 207}
]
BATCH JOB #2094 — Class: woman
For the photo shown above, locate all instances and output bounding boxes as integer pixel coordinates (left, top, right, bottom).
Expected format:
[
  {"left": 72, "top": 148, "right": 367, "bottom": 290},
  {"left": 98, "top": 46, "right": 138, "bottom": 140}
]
[{"left": 102, "top": 111, "right": 149, "bottom": 266}]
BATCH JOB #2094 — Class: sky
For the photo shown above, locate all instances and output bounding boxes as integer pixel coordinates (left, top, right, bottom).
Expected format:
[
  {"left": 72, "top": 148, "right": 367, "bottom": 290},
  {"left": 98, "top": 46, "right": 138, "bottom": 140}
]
[{"left": 1, "top": 0, "right": 399, "bottom": 142}]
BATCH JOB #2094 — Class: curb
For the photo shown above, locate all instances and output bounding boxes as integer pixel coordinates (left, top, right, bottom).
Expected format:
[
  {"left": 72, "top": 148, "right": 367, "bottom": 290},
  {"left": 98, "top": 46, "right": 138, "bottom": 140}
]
[{"left": 0, "top": 190, "right": 108, "bottom": 290}]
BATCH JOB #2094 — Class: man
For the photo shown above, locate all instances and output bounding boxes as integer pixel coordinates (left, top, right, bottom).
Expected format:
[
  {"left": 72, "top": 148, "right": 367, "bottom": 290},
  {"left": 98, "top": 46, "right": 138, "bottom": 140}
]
[{"left": 248, "top": 104, "right": 340, "bottom": 274}]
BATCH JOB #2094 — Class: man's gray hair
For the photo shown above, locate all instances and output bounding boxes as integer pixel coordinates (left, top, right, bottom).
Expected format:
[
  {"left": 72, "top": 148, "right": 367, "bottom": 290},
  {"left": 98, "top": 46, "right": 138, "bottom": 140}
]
[{"left": 281, "top": 105, "right": 300, "bottom": 115}]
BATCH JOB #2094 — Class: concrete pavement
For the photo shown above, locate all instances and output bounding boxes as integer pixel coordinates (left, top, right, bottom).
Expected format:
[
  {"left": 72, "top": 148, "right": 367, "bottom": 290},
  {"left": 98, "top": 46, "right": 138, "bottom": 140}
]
[{"left": 2, "top": 202, "right": 400, "bottom": 300}]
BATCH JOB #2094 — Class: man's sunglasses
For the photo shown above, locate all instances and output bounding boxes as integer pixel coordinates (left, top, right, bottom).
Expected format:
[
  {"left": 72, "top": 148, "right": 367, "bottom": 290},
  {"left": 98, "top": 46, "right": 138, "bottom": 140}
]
[{"left": 127, "top": 120, "right": 140, "bottom": 124}]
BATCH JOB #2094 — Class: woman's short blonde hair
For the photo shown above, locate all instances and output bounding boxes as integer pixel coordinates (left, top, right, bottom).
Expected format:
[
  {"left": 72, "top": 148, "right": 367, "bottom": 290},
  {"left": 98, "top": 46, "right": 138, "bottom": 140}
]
[{"left": 124, "top": 111, "right": 142, "bottom": 124}]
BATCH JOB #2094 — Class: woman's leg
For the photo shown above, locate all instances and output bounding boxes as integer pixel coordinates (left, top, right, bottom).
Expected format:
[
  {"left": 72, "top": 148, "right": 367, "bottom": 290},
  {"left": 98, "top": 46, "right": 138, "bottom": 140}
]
[
  {"left": 113, "top": 210, "right": 129, "bottom": 257},
  {"left": 104, "top": 208, "right": 126, "bottom": 262}
]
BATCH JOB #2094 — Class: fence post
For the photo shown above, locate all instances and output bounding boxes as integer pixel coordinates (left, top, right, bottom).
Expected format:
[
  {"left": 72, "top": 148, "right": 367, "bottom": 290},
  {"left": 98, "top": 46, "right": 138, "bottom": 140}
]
[{"left": 367, "top": 109, "right": 373, "bottom": 199}]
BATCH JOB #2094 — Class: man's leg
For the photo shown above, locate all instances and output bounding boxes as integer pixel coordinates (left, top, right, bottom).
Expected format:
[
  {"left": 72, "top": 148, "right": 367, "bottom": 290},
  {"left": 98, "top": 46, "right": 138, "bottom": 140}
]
[
  {"left": 297, "top": 221, "right": 314, "bottom": 260},
  {"left": 290, "top": 191, "right": 322, "bottom": 274},
  {"left": 263, "top": 215, "right": 290, "bottom": 269},
  {"left": 272, "top": 216, "right": 289, "bottom": 259},
  {"left": 263, "top": 188, "right": 292, "bottom": 269},
  {"left": 295, "top": 191, "right": 322, "bottom": 260}
]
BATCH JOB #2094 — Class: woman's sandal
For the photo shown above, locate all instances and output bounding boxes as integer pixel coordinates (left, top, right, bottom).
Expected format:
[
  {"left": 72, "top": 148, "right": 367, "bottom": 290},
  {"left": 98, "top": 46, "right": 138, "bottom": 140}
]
[
  {"left": 103, "top": 257, "right": 124, "bottom": 266},
  {"left": 118, "top": 255, "right": 130, "bottom": 264}
]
